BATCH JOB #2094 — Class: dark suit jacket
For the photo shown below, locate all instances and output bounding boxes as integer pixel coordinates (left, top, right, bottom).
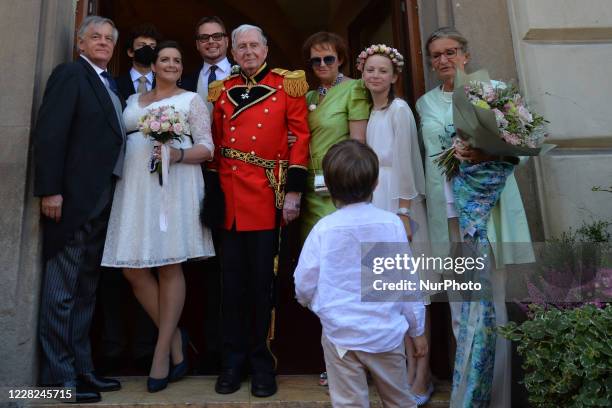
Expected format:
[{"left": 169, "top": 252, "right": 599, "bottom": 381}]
[
  {"left": 116, "top": 72, "right": 136, "bottom": 101},
  {"left": 180, "top": 70, "right": 199, "bottom": 92},
  {"left": 33, "top": 56, "right": 124, "bottom": 260}
]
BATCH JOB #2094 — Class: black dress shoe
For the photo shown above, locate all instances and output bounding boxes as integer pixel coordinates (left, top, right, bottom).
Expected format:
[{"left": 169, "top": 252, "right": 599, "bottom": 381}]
[
  {"left": 61, "top": 380, "right": 101, "bottom": 404},
  {"left": 78, "top": 372, "right": 121, "bottom": 392},
  {"left": 215, "top": 368, "right": 242, "bottom": 394},
  {"left": 251, "top": 372, "right": 277, "bottom": 398}
]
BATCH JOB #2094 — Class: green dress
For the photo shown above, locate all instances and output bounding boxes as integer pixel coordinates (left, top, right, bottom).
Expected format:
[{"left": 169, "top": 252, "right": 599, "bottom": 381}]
[{"left": 300, "top": 79, "right": 370, "bottom": 242}]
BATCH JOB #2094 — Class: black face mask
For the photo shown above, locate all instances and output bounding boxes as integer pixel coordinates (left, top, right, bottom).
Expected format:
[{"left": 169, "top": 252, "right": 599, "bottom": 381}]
[{"left": 133, "top": 45, "right": 155, "bottom": 65}]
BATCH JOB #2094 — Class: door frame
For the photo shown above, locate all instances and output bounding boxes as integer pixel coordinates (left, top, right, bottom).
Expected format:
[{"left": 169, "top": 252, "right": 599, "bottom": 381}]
[{"left": 348, "top": 0, "right": 425, "bottom": 105}]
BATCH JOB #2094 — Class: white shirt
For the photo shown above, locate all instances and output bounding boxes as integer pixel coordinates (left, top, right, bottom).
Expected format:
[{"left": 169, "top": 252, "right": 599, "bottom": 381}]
[
  {"left": 80, "top": 54, "right": 109, "bottom": 87},
  {"left": 294, "top": 202, "right": 425, "bottom": 354},
  {"left": 196, "top": 57, "right": 232, "bottom": 102},
  {"left": 129, "top": 67, "right": 154, "bottom": 93}
]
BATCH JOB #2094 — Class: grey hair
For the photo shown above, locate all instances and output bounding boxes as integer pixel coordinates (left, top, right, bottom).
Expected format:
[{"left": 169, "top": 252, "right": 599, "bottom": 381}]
[
  {"left": 424, "top": 26, "right": 468, "bottom": 57},
  {"left": 231, "top": 24, "right": 267, "bottom": 48},
  {"left": 77, "top": 15, "right": 119, "bottom": 44}
]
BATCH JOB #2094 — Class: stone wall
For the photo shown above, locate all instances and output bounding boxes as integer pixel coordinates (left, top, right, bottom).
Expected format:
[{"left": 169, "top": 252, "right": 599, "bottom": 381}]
[
  {"left": 0, "top": 0, "right": 75, "bottom": 386},
  {"left": 506, "top": 0, "right": 612, "bottom": 237}
]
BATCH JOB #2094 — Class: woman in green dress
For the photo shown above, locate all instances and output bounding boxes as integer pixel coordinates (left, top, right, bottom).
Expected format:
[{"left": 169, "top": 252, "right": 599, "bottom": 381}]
[{"left": 299, "top": 32, "right": 371, "bottom": 242}]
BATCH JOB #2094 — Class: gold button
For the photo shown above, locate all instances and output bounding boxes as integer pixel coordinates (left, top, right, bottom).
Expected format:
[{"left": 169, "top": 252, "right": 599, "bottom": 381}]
[
  {"left": 251, "top": 151, "right": 255, "bottom": 155},
  {"left": 277, "top": 85, "right": 282, "bottom": 89},
  {"left": 272, "top": 96, "right": 277, "bottom": 102},
  {"left": 264, "top": 108, "right": 269, "bottom": 114},
  {"left": 232, "top": 165, "right": 237, "bottom": 171},
  {"left": 277, "top": 153, "right": 281, "bottom": 158},
  {"left": 252, "top": 135, "right": 257, "bottom": 141},
  {"left": 221, "top": 100, "right": 225, "bottom": 104},
  {"left": 230, "top": 137, "right": 236, "bottom": 142},
  {"left": 223, "top": 114, "right": 227, "bottom": 119},
  {"left": 257, "top": 123, "right": 262, "bottom": 128},
  {"left": 222, "top": 87, "right": 226, "bottom": 91},
  {"left": 230, "top": 126, "right": 236, "bottom": 131}
]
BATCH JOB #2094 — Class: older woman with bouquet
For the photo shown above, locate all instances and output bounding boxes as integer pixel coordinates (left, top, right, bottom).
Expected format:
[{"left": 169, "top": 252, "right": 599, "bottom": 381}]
[{"left": 416, "top": 27, "right": 543, "bottom": 407}]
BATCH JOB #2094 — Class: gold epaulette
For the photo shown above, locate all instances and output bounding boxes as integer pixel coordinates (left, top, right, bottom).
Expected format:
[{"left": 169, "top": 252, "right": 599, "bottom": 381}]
[
  {"left": 207, "top": 80, "right": 224, "bottom": 102},
  {"left": 207, "top": 74, "right": 239, "bottom": 102},
  {"left": 272, "top": 68, "right": 309, "bottom": 97}
]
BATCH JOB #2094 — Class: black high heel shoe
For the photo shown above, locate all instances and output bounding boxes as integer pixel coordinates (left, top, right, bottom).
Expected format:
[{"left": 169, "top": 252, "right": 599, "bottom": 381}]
[
  {"left": 147, "top": 357, "right": 170, "bottom": 393},
  {"left": 147, "top": 375, "right": 169, "bottom": 393},
  {"left": 169, "top": 327, "right": 190, "bottom": 383}
]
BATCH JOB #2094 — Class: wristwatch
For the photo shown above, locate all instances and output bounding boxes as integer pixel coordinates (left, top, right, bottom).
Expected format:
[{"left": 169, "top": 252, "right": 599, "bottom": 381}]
[{"left": 396, "top": 207, "right": 412, "bottom": 217}]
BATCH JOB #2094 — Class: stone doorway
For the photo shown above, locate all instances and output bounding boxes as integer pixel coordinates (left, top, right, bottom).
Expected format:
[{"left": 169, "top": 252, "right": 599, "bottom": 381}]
[{"left": 76, "top": 0, "right": 436, "bottom": 377}]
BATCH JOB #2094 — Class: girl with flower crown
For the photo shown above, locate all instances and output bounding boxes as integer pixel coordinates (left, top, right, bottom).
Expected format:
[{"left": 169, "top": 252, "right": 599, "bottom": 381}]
[{"left": 358, "top": 43, "right": 434, "bottom": 406}]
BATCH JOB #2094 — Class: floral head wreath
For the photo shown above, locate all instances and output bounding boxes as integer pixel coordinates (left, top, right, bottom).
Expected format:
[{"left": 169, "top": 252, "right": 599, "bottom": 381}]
[{"left": 356, "top": 44, "right": 404, "bottom": 72}]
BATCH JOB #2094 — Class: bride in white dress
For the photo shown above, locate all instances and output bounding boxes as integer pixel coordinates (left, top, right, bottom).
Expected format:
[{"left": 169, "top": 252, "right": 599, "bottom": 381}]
[
  {"left": 101, "top": 41, "right": 214, "bottom": 392},
  {"left": 359, "top": 46, "right": 434, "bottom": 406}
]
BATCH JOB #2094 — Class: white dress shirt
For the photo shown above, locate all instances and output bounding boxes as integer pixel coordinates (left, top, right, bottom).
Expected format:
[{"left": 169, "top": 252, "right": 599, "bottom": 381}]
[
  {"left": 130, "top": 67, "right": 154, "bottom": 93},
  {"left": 80, "top": 54, "right": 109, "bottom": 87},
  {"left": 196, "top": 57, "right": 232, "bottom": 102},
  {"left": 294, "top": 202, "right": 425, "bottom": 354}
]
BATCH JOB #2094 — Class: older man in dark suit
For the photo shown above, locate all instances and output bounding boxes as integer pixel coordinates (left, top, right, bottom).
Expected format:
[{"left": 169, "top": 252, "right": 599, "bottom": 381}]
[{"left": 33, "top": 16, "right": 125, "bottom": 404}]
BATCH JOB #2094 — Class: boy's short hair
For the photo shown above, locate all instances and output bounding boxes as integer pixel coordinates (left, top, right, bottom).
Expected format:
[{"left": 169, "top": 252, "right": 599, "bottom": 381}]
[{"left": 322, "top": 140, "right": 379, "bottom": 206}]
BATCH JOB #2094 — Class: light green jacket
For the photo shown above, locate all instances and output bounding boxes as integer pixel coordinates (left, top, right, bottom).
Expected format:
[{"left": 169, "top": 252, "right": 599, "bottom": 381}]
[{"left": 416, "top": 86, "right": 534, "bottom": 266}]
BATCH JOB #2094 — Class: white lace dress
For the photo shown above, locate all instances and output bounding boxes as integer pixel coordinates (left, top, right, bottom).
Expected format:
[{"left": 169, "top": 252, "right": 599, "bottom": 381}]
[{"left": 102, "top": 92, "right": 215, "bottom": 268}]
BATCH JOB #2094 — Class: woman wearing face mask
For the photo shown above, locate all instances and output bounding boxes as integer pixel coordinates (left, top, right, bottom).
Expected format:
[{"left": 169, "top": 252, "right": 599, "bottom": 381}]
[
  {"left": 115, "top": 24, "right": 162, "bottom": 101},
  {"left": 416, "top": 27, "right": 533, "bottom": 408},
  {"left": 358, "top": 44, "right": 433, "bottom": 406},
  {"left": 299, "top": 32, "right": 370, "bottom": 243},
  {"left": 102, "top": 41, "right": 215, "bottom": 393}
]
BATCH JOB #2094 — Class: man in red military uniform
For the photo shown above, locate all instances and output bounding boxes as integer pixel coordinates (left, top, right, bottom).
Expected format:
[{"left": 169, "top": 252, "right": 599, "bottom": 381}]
[{"left": 205, "top": 24, "right": 310, "bottom": 398}]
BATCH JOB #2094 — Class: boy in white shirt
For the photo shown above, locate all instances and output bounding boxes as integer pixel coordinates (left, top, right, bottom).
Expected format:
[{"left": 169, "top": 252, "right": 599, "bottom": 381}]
[{"left": 294, "top": 140, "right": 428, "bottom": 408}]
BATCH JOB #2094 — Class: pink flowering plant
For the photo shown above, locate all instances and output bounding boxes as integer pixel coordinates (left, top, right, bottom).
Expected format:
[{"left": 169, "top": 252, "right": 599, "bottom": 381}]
[
  {"left": 434, "top": 70, "right": 549, "bottom": 179},
  {"left": 138, "top": 105, "right": 188, "bottom": 182}
]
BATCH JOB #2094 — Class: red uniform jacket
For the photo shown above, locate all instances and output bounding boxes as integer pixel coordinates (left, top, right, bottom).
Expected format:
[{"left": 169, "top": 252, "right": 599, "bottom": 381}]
[{"left": 210, "top": 63, "right": 310, "bottom": 231}]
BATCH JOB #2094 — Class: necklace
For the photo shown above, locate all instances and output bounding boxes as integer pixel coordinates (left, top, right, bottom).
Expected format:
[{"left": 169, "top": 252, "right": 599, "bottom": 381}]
[
  {"left": 318, "top": 73, "right": 344, "bottom": 96},
  {"left": 439, "top": 84, "right": 453, "bottom": 103}
]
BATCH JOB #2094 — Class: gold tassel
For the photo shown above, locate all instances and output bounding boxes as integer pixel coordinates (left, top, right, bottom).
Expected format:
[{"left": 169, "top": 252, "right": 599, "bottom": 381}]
[
  {"left": 207, "top": 80, "right": 224, "bottom": 102},
  {"left": 283, "top": 70, "right": 309, "bottom": 97}
]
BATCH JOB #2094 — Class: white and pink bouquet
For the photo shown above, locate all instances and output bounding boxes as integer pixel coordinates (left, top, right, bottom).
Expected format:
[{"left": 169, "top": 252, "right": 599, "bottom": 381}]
[
  {"left": 434, "top": 70, "right": 549, "bottom": 179},
  {"left": 138, "top": 105, "right": 187, "bottom": 184}
]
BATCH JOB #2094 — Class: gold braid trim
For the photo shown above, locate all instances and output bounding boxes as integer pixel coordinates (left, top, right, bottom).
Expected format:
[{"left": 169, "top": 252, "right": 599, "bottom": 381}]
[
  {"left": 272, "top": 68, "right": 309, "bottom": 97},
  {"left": 220, "top": 147, "right": 288, "bottom": 209},
  {"left": 207, "top": 80, "right": 224, "bottom": 102}
]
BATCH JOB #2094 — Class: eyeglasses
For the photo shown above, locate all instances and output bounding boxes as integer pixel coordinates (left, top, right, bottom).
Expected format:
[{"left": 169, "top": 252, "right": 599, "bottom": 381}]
[
  {"left": 431, "top": 47, "right": 462, "bottom": 61},
  {"left": 309, "top": 55, "right": 337, "bottom": 67},
  {"left": 196, "top": 32, "right": 227, "bottom": 42}
]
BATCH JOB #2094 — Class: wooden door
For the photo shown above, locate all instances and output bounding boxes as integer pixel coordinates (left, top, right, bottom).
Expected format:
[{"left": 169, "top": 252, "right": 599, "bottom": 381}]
[{"left": 348, "top": 0, "right": 425, "bottom": 105}]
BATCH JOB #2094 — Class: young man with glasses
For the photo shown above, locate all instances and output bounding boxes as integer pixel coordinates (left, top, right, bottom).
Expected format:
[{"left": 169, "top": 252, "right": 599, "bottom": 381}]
[
  {"left": 179, "top": 15, "right": 232, "bottom": 377},
  {"left": 181, "top": 16, "right": 232, "bottom": 106}
]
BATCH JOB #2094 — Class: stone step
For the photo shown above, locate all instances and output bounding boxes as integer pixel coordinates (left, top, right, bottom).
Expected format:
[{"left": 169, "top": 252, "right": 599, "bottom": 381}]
[{"left": 30, "top": 375, "right": 450, "bottom": 407}]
